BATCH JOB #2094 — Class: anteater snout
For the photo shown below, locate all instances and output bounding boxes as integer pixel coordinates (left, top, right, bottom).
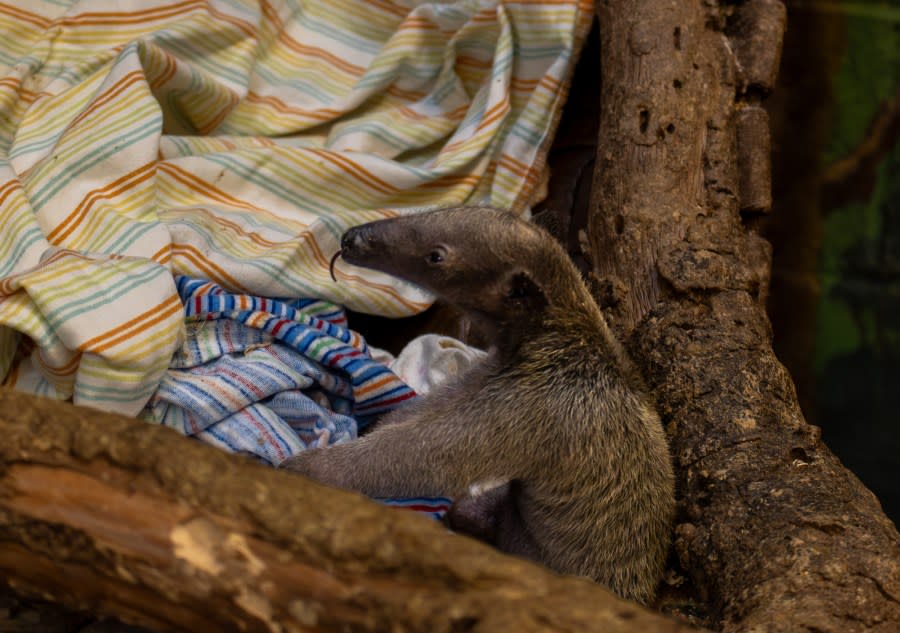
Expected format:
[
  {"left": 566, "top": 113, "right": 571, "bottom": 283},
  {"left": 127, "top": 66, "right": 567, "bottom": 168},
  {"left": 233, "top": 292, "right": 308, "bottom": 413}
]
[{"left": 340, "top": 225, "right": 380, "bottom": 258}]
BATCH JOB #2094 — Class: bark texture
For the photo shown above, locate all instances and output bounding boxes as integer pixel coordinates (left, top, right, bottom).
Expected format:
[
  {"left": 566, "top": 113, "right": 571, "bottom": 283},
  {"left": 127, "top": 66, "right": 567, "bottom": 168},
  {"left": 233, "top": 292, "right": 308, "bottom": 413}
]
[
  {"left": 735, "top": 105, "right": 772, "bottom": 214},
  {"left": 588, "top": 1, "right": 900, "bottom": 632},
  {"left": 0, "top": 389, "right": 700, "bottom": 633}
]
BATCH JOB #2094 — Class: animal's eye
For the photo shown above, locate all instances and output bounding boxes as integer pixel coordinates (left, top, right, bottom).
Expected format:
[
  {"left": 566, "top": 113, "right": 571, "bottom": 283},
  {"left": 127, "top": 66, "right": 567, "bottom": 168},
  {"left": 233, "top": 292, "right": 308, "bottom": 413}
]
[
  {"left": 509, "top": 284, "right": 527, "bottom": 299},
  {"left": 425, "top": 247, "right": 446, "bottom": 265}
]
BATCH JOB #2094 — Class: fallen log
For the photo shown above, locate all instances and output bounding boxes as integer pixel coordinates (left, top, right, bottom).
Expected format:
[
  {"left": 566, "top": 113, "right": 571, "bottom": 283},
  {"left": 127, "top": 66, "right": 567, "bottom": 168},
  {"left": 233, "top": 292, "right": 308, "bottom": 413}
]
[{"left": 0, "top": 389, "right": 699, "bottom": 633}]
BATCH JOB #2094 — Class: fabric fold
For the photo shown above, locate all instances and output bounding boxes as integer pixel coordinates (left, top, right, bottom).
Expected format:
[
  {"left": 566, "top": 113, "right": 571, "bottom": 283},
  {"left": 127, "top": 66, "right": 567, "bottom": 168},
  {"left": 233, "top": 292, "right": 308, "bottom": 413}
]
[
  {"left": 144, "top": 275, "right": 415, "bottom": 464},
  {"left": 0, "top": 0, "right": 592, "bottom": 414}
]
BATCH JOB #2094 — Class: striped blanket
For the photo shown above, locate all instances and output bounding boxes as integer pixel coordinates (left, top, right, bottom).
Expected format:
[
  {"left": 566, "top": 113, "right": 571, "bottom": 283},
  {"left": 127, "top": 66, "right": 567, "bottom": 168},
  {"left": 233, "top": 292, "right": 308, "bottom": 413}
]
[
  {"left": 0, "top": 0, "right": 591, "bottom": 418},
  {"left": 145, "top": 276, "right": 455, "bottom": 516},
  {"left": 145, "top": 275, "right": 415, "bottom": 464}
]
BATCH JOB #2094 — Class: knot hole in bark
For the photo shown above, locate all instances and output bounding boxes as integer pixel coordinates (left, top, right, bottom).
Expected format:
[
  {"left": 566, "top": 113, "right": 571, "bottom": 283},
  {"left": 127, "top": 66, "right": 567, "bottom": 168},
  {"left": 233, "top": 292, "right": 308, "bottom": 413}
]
[{"left": 789, "top": 446, "right": 811, "bottom": 464}]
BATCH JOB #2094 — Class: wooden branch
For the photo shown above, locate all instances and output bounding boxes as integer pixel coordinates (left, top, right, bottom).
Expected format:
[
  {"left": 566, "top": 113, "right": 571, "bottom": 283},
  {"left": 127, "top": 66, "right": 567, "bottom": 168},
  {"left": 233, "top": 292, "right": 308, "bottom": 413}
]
[
  {"left": 0, "top": 389, "right": 702, "bottom": 633},
  {"left": 736, "top": 105, "right": 772, "bottom": 214},
  {"left": 588, "top": 1, "right": 900, "bottom": 632},
  {"left": 725, "top": 0, "right": 786, "bottom": 95}
]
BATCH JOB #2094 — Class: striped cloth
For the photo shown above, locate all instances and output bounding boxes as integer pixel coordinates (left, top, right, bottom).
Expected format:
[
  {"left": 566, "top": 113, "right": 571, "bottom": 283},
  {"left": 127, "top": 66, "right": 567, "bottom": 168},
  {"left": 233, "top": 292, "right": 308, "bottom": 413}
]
[
  {"left": 147, "top": 276, "right": 452, "bottom": 516},
  {"left": 144, "top": 275, "right": 416, "bottom": 463},
  {"left": 381, "top": 497, "right": 452, "bottom": 520},
  {"left": 0, "top": 0, "right": 592, "bottom": 416}
]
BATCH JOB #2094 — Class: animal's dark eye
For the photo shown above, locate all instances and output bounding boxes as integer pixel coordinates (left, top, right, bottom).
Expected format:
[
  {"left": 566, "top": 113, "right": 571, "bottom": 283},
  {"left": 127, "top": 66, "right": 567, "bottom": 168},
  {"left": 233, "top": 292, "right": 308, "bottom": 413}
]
[
  {"left": 425, "top": 247, "right": 446, "bottom": 265},
  {"left": 509, "top": 284, "right": 528, "bottom": 299}
]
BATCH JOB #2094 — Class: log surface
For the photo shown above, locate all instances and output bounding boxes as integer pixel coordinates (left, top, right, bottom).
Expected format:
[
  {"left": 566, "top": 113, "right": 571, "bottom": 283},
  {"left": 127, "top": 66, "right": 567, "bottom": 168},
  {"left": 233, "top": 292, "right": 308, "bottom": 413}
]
[{"left": 0, "top": 389, "right": 699, "bottom": 633}]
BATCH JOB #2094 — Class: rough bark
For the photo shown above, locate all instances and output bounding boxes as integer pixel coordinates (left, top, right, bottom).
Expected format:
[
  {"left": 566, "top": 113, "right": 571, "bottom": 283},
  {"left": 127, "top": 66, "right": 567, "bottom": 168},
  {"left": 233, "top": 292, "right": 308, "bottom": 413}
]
[
  {"left": 0, "top": 389, "right": 701, "bottom": 633},
  {"left": 588, "top": 1, "right": 900, "bottom": 632},
  {"left": 725, "top": 0, "right": 786, "bottom": 95},
  {"left": 735, "top": 106, "right": 772, "bottom": 214}
]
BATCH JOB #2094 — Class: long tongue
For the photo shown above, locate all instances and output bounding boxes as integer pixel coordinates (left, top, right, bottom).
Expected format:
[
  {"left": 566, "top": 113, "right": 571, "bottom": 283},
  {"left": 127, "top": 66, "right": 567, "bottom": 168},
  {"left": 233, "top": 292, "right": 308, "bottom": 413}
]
[{"left": 329, "top": 250, "right": 342, "bottom": 282}]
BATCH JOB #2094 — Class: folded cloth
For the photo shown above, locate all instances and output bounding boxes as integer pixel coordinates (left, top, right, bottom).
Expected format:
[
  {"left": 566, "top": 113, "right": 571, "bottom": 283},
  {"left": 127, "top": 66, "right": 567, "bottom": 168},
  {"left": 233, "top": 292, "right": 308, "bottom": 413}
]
[
  {"left": 387, "top": 333, "right": 488, "bottom": 396},
  {"left": 0, "top": 0, "right": 592, "bottom": 416},
  {"left": 146, "top": 276, "right": 452, "bottom": 516},
  {"left": 143, "top": 275, "right": 416, "bottom": 464},
  {"left": 380, "top": 497, "right": 452, "bottom": 521}
]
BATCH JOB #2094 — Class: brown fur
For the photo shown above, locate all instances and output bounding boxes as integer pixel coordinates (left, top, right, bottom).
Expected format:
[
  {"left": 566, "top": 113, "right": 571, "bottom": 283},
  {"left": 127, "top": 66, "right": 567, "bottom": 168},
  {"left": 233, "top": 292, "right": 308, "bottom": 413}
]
[{"left": 281, "top": 206, "right": 675, "bottom": 604}]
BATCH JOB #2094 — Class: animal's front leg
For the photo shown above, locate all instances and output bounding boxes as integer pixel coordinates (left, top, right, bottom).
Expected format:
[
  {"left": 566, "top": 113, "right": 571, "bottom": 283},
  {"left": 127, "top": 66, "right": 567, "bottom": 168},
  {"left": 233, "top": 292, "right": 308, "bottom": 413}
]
[
  {"left": 280, "top": 420, "right": 478, "bottom": 498},
  {"left": 278, "top": 446, "right": 344, "bottom": 486}
]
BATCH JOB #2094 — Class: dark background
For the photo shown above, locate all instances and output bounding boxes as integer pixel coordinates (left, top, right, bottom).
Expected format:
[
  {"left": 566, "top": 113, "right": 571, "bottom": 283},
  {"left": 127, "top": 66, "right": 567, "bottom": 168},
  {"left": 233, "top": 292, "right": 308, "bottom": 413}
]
[{"left": 766, "top": 0, "right": 899, "bottom": 525}]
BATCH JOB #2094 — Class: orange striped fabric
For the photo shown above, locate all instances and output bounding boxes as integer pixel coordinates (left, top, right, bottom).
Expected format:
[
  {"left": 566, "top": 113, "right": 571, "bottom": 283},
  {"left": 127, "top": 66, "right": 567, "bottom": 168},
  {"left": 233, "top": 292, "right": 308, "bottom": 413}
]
[{"left": 0, "top": 0, "right": 592, "bottom": 415}]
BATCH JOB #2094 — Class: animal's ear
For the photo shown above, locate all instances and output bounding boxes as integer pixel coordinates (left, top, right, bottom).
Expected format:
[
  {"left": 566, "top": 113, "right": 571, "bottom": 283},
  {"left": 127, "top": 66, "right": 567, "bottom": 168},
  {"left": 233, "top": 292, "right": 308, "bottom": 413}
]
[{"left": 505, "top": 269, "right": 546, "bottom": 308}]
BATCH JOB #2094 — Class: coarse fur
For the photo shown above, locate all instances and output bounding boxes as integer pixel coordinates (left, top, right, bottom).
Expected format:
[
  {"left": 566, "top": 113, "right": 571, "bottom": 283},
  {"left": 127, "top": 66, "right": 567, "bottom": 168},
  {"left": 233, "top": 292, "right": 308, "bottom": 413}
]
[{"left": 281, "top": 206, "right": 675, "bottom": 604}]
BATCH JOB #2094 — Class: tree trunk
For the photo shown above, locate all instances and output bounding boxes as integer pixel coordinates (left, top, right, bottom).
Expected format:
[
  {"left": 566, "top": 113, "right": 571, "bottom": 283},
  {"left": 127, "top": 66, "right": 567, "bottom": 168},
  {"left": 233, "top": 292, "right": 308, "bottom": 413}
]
[
  {"left": 587, "top": 1, "right": 900, "bottom": 632},
  {"left": 0, "top": 389, "right": 700, "bottom": 633}
]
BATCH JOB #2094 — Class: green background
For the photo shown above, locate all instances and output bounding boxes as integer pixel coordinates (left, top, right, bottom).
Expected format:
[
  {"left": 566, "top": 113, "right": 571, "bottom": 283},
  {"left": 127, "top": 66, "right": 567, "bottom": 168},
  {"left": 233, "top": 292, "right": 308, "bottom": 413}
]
[{"left": 768, "top": 0, "right": 899, "bottom": 524}]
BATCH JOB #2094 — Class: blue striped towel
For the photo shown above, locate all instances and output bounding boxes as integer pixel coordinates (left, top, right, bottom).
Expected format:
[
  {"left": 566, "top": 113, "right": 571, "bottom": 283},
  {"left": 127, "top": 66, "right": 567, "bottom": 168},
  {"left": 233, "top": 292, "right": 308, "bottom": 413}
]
[{"left": 143, "top": 275, "right": 450, "bottom": 516}]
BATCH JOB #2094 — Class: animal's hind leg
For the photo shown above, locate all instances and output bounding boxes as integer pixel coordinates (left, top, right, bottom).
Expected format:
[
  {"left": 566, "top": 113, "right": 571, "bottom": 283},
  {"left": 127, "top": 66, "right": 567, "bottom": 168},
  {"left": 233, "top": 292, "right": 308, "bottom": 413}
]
[
  {"left": 445, "top": 480, "right": 543, "bottom": 563},
  {"left": 444, "top": 481, "right": 510, "bottom": 543}
]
